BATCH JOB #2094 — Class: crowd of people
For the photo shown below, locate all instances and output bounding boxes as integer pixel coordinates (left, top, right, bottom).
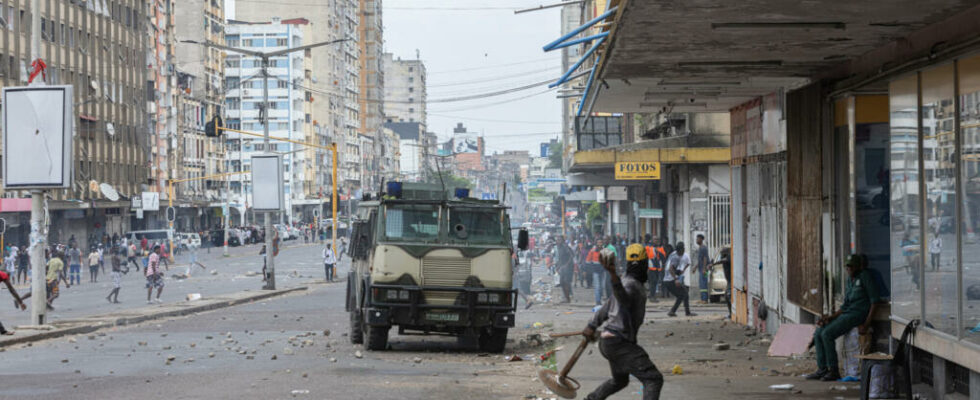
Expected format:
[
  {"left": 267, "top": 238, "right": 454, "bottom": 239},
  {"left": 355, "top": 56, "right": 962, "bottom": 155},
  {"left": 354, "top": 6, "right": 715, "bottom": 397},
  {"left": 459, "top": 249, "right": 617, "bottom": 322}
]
[{"left": 516, "top": 230, "right": 732, "bottom": 317}]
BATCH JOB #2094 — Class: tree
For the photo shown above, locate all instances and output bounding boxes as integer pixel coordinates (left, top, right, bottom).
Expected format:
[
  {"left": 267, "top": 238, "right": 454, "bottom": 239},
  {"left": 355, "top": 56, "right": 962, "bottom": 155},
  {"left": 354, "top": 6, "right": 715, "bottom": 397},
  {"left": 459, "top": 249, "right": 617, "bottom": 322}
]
[
  {"left": 548, "top": 140, "right": 563, "bottom": 169},
  {"left": 430, "top": 170, "right": 473, "bottom": 190},
  {"left": 586, "top": 201, "right": 603, "bottom": 233}
]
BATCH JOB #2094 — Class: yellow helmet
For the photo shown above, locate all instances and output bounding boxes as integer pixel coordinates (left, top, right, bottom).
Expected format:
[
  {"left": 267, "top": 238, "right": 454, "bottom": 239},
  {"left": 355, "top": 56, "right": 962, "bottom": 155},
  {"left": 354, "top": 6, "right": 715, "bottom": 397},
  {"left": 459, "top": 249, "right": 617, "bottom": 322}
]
[{"left": 626, "top": 243, "right": 648, "bottom": 262}]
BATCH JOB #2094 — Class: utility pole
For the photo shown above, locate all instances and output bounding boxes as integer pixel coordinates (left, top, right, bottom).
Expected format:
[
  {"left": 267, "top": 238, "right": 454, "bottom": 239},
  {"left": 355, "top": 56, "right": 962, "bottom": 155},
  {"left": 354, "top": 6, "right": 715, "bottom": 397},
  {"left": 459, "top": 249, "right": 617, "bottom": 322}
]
[
  {"left": 28, "top": 0, "right": 46, "bottom": 325},
  {"left": 260, "top": 55, "right": 277, "bottom": 290},
  {"left": 181, "top": 37, "right": 348, "bottom": 290}
]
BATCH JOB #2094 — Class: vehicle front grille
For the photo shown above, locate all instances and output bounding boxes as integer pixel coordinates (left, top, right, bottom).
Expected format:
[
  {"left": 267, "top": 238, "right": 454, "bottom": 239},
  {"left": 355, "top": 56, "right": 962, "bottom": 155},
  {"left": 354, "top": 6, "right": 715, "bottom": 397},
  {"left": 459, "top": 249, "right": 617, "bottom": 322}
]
[{"left": 421, "top": 256, "right": 471, "bottom": 305}]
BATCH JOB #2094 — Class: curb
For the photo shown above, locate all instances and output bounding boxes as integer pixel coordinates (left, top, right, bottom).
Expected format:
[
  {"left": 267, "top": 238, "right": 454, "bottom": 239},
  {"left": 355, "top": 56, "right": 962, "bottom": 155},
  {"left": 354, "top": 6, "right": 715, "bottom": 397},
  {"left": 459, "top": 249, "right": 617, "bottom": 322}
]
[{"left": 0, "top": 286, "right": 308, "bottom": 348}]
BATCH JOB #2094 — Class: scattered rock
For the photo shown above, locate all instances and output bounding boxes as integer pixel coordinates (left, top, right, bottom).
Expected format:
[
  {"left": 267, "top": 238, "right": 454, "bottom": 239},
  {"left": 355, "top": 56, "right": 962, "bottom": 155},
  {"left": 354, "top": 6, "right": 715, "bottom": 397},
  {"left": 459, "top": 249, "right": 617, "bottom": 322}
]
[
  {"left": 413, "top": 357, "right": 423, "bottom": 364},
  {"left": 208, "top": 352, "right": 215, "bottom": 358},
  {"left": 283, "top": 348, "right": 295, "bottom": 355},
  {"left": 302, "top": 373, "right": 308, "bottom": 378},
  {"left": 329, "top": 358, "right": 337, "bottom": 363},
  {"left": 61, "top": 359, "right": 69, "bottom": 363},
  {"left": 354, "top": 350, "right": 363, "bottom": 359},
  {"left": 68, "top": 338, "right": 77, "bottom": 343},
  {"left": 246, "top": 355, "right": 255, "bottom": 360},
  {"left": 166, "top": 355, "right": 176, "bottom": 361},
  {"left": 271, "top": 354, "right": 278, "bottom": 360},
  {"left": 713, "top": 343, "right": 730, "bottom": 351},
  {"left": 322, "top": 329, "right": 331, "bottom": 337},
  {"left": 664, "top": 331, "right": 674, "bottom": 338}
]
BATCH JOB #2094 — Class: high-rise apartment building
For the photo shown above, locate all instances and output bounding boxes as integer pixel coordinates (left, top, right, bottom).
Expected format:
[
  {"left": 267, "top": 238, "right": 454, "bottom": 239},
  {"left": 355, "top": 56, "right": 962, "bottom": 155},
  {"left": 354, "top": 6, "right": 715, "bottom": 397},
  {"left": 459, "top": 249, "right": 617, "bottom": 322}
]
[
  {"left": 382, "top": 53, "right": 426, "bottom": 126},
  {"left": 174, "top": 0, "right": 227, "bottom": 230},
  {"left": 341, "top": 0, "right": 361, "bottom": 192},
  {"left": 148, "top": 0, "right": 177, "bottom": 202},
  {"left": 0, "top": 0, "right": 151, "bottom": 249},
  {"left": 235, "top": 1, "right": 356, "bottom": 208},
  {"left": 224, "top": 18, "right": 311, "bottom": 223},
  {"left": 358, "top": 0, "right": 384, "bottom": 190}
]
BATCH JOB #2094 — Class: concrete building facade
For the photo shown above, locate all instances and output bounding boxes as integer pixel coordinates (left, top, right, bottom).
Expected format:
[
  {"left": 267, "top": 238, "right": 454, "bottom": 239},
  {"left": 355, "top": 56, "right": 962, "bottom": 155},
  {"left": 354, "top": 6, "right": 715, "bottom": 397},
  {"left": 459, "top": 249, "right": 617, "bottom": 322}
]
[
  {"left": 382, "top": 53, "right": 426, "bottom": 126},
  {"left": 223, "top": 19, "right": 310, "bottom": 223},
  {"left": 568, "top": 0, "right": 980, "bottom": 396},
  {"left": 173, "top": 0, "right": 227, "bottom": 231}
]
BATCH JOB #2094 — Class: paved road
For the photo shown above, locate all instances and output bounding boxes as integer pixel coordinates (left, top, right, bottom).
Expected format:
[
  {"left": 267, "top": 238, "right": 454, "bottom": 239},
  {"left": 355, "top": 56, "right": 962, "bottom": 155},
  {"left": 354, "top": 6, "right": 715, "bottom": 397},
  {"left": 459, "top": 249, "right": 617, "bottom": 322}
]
[{"left": 0, "top": 239, "right": 338, "bottom": 329}]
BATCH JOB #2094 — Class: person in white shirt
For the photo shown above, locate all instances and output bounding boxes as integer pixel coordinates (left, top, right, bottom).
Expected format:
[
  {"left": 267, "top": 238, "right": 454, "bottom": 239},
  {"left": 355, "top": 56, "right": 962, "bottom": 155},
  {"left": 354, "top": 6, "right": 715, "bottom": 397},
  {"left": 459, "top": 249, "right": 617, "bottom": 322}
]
[
  {"left": 322, "top": 244, "right": 337, "bottom": 282},
  {"left": 929, "top": 232, "right": 942, "bottom": 271},
  {"left": 664, "top": 242, "right": 696, "bottom": 317}
]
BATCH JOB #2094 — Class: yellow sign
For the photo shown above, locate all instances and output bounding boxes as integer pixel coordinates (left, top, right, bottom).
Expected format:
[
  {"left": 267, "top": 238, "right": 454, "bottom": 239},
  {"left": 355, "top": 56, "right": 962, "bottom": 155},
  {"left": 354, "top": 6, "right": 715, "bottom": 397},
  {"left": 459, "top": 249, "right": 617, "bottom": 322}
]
[{"left": 615, "top": 162, "right": 661, "bottom": 180}]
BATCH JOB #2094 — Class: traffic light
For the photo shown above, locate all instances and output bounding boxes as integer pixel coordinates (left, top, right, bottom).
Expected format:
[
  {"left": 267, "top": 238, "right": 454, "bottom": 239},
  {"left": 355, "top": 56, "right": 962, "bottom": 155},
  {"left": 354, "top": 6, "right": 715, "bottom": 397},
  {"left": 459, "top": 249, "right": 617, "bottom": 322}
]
[{"left": 205, "top": 115, "right": 223, "bottom": 137}]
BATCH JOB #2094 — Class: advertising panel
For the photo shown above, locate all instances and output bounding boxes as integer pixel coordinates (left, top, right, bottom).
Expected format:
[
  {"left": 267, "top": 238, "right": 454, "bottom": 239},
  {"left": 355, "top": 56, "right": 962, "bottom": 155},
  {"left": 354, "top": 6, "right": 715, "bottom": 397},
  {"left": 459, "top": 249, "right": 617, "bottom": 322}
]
[{"left": 614, "top": 161, "right": 661, "bottom": 180}]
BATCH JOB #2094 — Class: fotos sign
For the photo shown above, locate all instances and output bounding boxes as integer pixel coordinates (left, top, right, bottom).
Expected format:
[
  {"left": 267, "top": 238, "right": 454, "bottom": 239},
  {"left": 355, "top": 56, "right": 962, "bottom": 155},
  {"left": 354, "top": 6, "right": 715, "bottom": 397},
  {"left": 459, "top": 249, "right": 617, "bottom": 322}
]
[{"left": 615, "top": 161, "right": 661, "bottom": 180}]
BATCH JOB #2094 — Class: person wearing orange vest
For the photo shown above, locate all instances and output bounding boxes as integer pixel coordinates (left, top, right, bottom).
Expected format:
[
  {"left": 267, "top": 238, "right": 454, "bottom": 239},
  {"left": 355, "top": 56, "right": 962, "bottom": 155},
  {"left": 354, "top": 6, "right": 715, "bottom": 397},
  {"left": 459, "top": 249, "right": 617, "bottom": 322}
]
[
  {"left": 586, "top": 241, "right": 603, "bottom": 306},
  {"left": 644, "top": 240, "right": 661, "bottom": 301}
]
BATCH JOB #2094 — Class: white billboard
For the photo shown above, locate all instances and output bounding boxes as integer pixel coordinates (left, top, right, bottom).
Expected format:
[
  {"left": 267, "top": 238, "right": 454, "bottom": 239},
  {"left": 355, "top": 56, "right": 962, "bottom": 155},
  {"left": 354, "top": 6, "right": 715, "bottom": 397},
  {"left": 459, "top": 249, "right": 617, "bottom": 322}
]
[
  {"left": 251, "top": 154, "right": 285, "bottom": 211},
  {"left": 141, "top": 192, "right": 160, "bottom": 211},
  {"left": 453, "top": 133, "right": 479, "bottom": 154},
  {"left": 2, "top": 85, "right": 74, "bottom": 189}
]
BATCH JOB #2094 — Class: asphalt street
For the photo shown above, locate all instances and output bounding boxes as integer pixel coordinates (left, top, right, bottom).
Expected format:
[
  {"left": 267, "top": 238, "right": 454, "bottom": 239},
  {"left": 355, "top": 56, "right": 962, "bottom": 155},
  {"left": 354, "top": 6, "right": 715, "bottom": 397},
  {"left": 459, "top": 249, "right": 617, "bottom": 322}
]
[
  {"left": 1, "top": 244, "right": 866, "bottom": 399},
  {"left": 0, "top": 239, "right": 330, "bottom": 329}
]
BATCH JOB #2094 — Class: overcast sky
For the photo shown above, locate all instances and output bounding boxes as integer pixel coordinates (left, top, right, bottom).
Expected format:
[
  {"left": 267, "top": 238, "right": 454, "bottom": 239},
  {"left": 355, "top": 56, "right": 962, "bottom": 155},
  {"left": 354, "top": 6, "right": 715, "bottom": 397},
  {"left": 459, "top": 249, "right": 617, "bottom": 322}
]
[
  {"left": 383, "top": 0, "right": 563, "bottom": 155},
  {"left": 227, "top": 0, "right": 564, "bottom": 155}
]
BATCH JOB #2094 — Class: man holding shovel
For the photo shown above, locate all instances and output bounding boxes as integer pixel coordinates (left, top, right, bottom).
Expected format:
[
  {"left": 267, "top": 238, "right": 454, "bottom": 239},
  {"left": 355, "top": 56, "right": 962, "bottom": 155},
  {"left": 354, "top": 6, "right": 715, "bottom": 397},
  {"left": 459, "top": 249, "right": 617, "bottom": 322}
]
[{"left": 581, "top": 244, "right": 664, "bottom": 400}]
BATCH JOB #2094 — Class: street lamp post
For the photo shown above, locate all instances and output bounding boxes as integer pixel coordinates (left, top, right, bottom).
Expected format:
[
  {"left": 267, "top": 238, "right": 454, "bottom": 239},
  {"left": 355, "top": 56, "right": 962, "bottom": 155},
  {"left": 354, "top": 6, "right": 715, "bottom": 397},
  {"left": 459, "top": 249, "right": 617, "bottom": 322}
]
[{"left": 181, "top": 37, "right": 349, "bottom": 290}]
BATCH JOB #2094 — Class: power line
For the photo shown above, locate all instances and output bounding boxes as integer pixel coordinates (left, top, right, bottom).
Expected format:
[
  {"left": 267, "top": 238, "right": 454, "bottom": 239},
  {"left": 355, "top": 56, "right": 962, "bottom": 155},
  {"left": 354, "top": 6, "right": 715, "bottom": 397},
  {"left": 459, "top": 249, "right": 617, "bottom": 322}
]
[
  {"left": 428, "top": 113, "right": 559, "bottom": 125},
  {"left": 429, "top": 89, "right": 557, "bottom": 112},
  {"left": 427, "top": 57, "right": 560, "bottom": 74},
  {"left": 235, "top": 0, "right": 525, "bottom": 10},
  {"left": 261, "top": 74, "right": 552, "bottom": 105},
  {"left": 427, "top": 66, "right": 560, "bottom": 87}
]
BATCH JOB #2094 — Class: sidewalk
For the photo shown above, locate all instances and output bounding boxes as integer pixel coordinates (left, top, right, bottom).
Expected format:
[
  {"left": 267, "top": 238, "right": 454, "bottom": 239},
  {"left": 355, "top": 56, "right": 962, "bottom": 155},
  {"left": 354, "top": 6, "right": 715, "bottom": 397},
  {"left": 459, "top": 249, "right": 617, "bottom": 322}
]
[
  {"left": 0, "top": 285, "right": 308, "bottom": 348},
  {"left": 512, "top": 269, "right": 861, "bottom": 398},
  {"left": 0, "top": 241, "right": 339, "bottom": 333}
]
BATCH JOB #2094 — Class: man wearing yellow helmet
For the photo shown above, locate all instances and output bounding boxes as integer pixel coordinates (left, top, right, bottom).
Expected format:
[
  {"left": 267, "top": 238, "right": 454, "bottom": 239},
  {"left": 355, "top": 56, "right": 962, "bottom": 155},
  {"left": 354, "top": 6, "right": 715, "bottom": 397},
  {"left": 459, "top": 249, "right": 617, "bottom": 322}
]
[{"left": 581, "top": 243, "right": 664, "bottom": 400}]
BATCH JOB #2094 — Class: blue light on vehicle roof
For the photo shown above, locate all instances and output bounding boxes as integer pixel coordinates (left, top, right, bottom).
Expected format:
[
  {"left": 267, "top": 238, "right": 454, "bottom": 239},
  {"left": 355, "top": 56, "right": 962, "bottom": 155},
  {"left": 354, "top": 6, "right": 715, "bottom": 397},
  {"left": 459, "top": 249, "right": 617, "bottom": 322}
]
[
  {"left": 455, "top": 188, "right": 470, "bottom": 199},
  {"left": 387, "top": 182, "right": 403, "bottom": 198}
]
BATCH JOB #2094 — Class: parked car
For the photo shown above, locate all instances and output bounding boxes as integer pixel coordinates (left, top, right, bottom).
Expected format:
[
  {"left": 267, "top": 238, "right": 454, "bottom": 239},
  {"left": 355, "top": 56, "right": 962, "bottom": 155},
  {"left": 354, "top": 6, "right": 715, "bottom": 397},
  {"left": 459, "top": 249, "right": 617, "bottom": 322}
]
[
  {"left": 708, "top": 246, "right": 731, "bottom": 303},
  {"left": 178, "top": 232, "right": 201, "bottom": 250}
]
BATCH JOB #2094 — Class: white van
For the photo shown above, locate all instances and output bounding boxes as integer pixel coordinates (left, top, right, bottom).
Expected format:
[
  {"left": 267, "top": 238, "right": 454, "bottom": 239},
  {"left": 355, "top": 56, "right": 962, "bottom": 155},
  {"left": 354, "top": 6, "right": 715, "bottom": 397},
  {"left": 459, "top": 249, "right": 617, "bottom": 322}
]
[{"left": 126, "top": 229, "right": 174, "bottom": 246}]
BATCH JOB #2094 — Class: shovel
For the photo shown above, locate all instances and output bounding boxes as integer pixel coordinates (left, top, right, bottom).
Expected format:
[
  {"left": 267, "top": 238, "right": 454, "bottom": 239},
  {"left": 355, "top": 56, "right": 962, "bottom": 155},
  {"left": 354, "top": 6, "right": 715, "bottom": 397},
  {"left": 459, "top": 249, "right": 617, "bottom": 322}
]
[{"left": 538, "top": 331, "right": 590, "bottom": 399}]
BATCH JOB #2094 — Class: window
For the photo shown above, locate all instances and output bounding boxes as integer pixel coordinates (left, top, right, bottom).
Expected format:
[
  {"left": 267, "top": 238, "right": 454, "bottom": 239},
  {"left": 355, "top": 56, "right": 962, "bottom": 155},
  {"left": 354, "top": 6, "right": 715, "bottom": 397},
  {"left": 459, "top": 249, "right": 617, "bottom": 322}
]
[
  {"left": 448, "top": 207, "right": 505, "bottom": 245},
  {"left": 384, "top": 204, "right": 440, "bottom": 241},
  {"left": 408, "top": 87, "right": 413, "bottom": 93},
  {"left": 958, "top": 55, "right": 980, "bottom": 344}
]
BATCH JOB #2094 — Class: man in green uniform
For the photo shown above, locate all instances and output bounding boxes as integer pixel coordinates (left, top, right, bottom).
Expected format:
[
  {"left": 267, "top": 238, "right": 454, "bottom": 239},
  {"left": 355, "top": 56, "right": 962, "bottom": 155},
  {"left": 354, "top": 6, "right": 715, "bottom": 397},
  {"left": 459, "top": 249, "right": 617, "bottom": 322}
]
[{"left": 804, "top": 254, "right": 881, "bottom": 381}]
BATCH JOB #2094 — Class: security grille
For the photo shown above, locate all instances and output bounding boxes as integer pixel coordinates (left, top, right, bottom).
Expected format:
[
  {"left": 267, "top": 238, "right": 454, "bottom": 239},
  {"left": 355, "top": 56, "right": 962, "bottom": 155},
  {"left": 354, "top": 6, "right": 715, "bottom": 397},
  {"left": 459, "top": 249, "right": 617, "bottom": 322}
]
[{"left": 709, "top": 194, "right": 732, "bottom": 253}]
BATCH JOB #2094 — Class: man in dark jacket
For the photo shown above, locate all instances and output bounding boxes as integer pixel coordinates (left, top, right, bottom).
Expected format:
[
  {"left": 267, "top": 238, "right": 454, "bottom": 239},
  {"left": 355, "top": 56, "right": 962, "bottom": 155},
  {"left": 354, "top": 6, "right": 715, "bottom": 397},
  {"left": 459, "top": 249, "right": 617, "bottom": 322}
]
[
  {"left": 557, "top": 237, "right": 575, "bottom": 303},
  {"left": 582, "top": 244, "right": 664, "bottom": 400}
]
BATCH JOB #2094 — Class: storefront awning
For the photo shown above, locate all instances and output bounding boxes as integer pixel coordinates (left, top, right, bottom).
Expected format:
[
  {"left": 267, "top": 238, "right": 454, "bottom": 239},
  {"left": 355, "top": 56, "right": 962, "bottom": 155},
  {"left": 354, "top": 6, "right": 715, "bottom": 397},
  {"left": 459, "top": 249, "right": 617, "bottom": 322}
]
[
  {"left": 571, "top": 145, "right": 730, "bottom": 172},
  {"left": 579, "top": 0, "right": 979, "bottom": 115},
  {"left": 0, "top": 198, "right": 32, "bottom": 212}
]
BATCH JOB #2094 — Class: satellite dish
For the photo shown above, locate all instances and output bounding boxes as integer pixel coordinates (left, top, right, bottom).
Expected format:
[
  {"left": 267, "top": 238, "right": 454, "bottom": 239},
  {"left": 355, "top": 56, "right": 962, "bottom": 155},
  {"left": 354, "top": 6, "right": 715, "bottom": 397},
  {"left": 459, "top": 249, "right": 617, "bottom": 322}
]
[
  {"left": 106, "top": 122, "right": 115, "bottom": 136},
  {"left": 100, "top": 183, "right": 120, "bottom": 201}
]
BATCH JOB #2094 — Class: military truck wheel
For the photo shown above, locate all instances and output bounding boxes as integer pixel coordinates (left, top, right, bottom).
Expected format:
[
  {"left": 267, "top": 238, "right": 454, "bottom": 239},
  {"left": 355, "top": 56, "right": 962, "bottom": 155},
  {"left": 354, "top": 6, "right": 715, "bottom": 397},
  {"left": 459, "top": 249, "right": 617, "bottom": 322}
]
[
  {"left": 366, "top": 324, "right": 389, "bottom": 350},
  {"left": 349, "top": 310, "right": 364, "bottom": 344},
  {"left": 478, "top": 328, "right": 508, "bottom": 353}
]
